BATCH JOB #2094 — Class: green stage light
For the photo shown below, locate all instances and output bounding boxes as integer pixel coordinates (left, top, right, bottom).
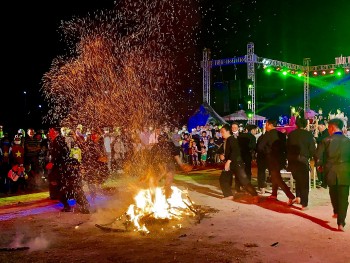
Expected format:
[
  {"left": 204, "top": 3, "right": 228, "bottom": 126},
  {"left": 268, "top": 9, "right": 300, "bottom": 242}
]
[
  {"left": 282, "top": 71, "right": 287, "bottom": 76},
  {"left": 265, "top": 67, "right": 272, "bottom": 73},
  {"left": 297, "top": 72, "right": 303, "bottom": 77},
  {"left": 246, "top": 110, "right": 253, "bottom": 118},
  {"left": 335, "top": 69, "right": 343, "bottom": 76},
  {"left": 245, "top": 95, "right": 252, "bottom": 105}
]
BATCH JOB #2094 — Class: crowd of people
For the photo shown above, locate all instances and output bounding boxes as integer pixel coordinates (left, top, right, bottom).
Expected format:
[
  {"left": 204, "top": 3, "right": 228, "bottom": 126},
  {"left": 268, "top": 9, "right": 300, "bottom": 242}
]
[
  {"left": 0, "top": 114, "right": 349, "bottom": 230},
  {"left": 216, "top": 117, "right": 349, "bottom": 232}
]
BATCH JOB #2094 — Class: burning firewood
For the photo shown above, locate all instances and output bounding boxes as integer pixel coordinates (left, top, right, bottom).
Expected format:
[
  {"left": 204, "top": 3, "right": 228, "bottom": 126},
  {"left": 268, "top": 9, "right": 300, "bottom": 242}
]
[{"left": 96, "top": 186, "right": 201, "bottom": 234}]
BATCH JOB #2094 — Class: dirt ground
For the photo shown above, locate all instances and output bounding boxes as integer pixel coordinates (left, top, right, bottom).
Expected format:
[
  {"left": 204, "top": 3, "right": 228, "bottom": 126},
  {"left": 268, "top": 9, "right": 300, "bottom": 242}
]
[{"left": 0, "top": 168, "right": 349, "bottom": 263}]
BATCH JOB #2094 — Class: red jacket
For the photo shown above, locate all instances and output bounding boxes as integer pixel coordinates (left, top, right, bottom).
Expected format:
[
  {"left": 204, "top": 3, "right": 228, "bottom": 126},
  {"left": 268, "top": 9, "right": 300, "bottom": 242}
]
[{"left": 11, "top": 145, "right": 24, "bottom": 165}]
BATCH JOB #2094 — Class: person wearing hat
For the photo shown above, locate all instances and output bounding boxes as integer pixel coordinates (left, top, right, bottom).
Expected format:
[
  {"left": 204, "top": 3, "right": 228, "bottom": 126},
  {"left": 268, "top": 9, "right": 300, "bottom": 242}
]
[{"left": 315, "top": 120, "right": 329, "bottom": 188}]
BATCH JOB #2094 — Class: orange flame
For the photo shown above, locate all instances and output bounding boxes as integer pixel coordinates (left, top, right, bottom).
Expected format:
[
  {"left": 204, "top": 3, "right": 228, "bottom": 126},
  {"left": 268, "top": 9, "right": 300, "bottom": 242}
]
[{"left": 126, "top": 186, "right": 193, "bottom": 233}]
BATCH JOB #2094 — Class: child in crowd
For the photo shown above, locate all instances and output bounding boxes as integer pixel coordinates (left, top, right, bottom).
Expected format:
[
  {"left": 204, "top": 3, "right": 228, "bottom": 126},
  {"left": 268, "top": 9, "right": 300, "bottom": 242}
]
[
  {"left": 181, "top": 133, "right": 190, "bottom": 163},
  {"left": 200, "top": 144, "right": 207, "bottom": 166},
  {"left": 7, "top": 164, "right": 28, "bottom": 193},
  {"left": 207, "top": 137, "right": 217, "bottom": 163},
  {"left": 191, "top": 141, "right": 200, "bottom": 166}
]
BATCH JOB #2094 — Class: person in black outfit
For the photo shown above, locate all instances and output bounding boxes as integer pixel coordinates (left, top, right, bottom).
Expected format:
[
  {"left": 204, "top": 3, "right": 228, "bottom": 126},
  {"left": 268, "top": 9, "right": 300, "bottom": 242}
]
[
  {"left": 48, "top": 127, "right": 89, "bottom": 213},
  {"left": 315, "top": 120, "right": 329, "bottom": 188},
  {"left": 287, "top": 118, "right": 316, "bottom": 210},
  {"left": 258, "top": 120, "right": 296, "bottom": 204},
  {"left": 238, "top": 124, "right": 257, "bottom": 183},
  {"left": 218, "top": 124, "right": 258, "bottom": 201},
  {"left": 207, "top": 137, "right": 217, "bottom": 164},
  {"left": 314, "top": 119, "right": 350, "bottom": 231},
  {"left": 147, "top": 133, "right": 192, "bottom": 197},
  {"left": 256, "top": 133, "right": 268, "bottom": 192}
]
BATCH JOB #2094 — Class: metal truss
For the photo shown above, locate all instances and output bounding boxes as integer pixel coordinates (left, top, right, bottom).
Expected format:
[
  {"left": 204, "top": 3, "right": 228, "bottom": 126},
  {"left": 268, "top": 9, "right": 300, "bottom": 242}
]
[
  {"left": 303, "top": 58, "right": 311, "bottom": 113},
  {"left": 310, "top": 63, "right": 350, "bottom": 71},
  {"left": 210, "top": 56, "right": 246, "bottom": 68},
  {"left": 202, "top": 48, "right": 211, "bottom": 104},
  {"left": 201, "top": 43, "right": 348, "bottom": 118},
  {"left": 246, "top": 42, "right": 256, "bottom": 124},
  {"left": 257, "top": 57, "right": 304, "bottom": 71}
]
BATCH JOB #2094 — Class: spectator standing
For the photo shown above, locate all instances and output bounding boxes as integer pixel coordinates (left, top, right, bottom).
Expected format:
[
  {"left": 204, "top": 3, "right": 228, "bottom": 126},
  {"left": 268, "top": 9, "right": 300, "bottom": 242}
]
[
  {"left": 113, "top": 136, "right": 126, "bottom": 170},
  {"left": 10, "top": 136, "right": 24, "bottom": 166},
  {"left": 103, "top": 127, "right": 113, "bottom": 172},
  {"left": 24, "top": 128, "right": 41, "bottom": 176},
  {"left": 207, "top": 138, "right": 217, "bottom": 164},
  {"left": 139, "top": 127, "right": 150, "bottom": 150},
  {"left": 1, "top": 133, "right": 12, "bottom": 193},
  {"left": 191, "top": 141, "right": 200, "bottom": 166}
]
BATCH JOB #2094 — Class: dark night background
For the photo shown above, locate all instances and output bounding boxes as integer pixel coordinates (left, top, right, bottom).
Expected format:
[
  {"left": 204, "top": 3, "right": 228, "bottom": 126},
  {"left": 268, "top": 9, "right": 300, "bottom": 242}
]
[{"left": 1, "top": 0, "right": 350, "bottom": 135}]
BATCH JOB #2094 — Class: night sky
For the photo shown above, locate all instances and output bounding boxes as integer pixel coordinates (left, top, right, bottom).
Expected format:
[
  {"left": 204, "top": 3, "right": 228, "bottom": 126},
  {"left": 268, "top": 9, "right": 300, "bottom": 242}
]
[{"left": 1, "top": 0, "right": 350, "bottom": 134}]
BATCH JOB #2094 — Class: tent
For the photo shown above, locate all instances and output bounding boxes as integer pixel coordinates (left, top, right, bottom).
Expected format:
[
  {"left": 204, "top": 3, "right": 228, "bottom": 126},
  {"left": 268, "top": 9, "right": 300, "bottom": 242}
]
[
  {"left": 304, "top": 109, "right": 318, "bottom": 119},
  {"left": 187, "top": 102, "right": 227, "bottom": 132},
  {"left": 223, "top": 110, "right": 266, "bottom": 121}
]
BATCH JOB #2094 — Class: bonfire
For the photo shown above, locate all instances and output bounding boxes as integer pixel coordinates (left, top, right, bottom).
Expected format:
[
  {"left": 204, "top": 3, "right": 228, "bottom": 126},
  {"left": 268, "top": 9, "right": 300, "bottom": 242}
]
[{"left": 96, "top": 186, "right": 199, "bottom": 235}]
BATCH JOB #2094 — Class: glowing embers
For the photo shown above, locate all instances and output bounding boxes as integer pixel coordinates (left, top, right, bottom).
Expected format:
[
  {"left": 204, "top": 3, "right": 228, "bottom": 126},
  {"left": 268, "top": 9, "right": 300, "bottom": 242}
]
[{"left": 126, "top": 186, "right": 194, "bottom": 234}]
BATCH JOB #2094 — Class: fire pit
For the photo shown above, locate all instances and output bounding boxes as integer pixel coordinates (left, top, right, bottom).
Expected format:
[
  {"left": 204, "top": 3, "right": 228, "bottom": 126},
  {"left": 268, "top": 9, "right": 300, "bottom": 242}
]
[{"left": 96, "top": 186, "right": 205, "bottom": 234}]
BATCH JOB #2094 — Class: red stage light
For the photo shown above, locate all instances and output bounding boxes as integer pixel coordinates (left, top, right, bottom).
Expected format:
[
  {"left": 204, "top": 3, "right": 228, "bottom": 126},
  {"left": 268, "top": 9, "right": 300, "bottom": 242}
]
[
  {"left": 322, "top": 71, "right": 326, "bottom": 75},
  {"left": 346, "top": 68, "right": 350, "bottom": 73},
  {"left": 313, "top": 71, "right": 318, "bottom": 75},
  {"left": 330, "top": 70, "right": 334, "bottom": 74}
]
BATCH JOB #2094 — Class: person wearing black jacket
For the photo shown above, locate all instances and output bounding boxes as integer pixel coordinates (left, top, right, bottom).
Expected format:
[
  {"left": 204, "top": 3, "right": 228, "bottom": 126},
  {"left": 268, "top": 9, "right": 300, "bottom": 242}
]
[
  {"left": 287, "top": 118, "right": 316, "bottom": 210},
  {"left": 48, "top": 127, "right": 89, "bottom": 213},
  {"left": 315, "top": 120, "right": 329, "bottom": 188},
  {"left": 256, "top": 133, "right": 268, "bottom": 192},
  {"left": 314, "top": 119, "right": 350, "bottom": 231},
  {"left": 258, "top": 120, "right": 296, "bottom": 205},
  {"left": 147, "top": 133, "right": 192, "bottom": 197},
  {"left": 218, "top": 124, "right": 258, "bottom": 201},
  {"left": 238, "top": 125, "right": 257, "bottom": 183}
]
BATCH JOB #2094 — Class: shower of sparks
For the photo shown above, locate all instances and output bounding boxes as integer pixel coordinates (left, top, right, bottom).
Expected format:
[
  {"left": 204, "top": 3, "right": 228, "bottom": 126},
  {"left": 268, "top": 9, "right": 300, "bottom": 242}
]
[{"left": 42, "top": 0, "right": 202, "bottom": 130}]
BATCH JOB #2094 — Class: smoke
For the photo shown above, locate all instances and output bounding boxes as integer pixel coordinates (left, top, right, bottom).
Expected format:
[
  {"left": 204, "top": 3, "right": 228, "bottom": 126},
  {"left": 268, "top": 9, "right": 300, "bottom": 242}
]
[{"left": 10, "top": 232, "right": 50, "bottom": 252}]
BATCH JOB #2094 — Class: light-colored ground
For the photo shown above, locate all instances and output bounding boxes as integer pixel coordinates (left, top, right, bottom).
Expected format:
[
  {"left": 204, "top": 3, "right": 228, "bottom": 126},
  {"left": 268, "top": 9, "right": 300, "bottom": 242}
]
[{"left": 0, "top": 168, "right": 349, "bottom": 263}]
